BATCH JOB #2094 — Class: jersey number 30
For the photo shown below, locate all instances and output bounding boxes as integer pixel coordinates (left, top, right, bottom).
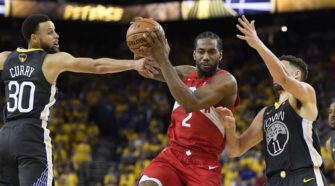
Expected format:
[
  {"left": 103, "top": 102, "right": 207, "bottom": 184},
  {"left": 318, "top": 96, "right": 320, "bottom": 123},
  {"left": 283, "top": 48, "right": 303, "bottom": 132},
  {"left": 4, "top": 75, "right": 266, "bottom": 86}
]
[{"left": 7, "top": 81, "right": 35, "bottom": 113}]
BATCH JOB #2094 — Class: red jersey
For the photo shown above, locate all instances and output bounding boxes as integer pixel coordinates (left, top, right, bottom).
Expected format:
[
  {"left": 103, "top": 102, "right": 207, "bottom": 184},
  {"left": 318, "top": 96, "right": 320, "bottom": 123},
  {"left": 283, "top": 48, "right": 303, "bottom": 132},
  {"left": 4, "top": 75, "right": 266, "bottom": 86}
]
[{"left": 168, "top": 70, "right": 238, "bottom": 157}]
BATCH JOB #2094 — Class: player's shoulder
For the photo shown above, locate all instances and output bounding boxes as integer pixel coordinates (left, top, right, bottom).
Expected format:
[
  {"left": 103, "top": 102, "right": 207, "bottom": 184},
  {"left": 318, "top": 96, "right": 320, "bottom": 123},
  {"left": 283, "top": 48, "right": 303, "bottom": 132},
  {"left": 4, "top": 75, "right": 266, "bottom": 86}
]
[
  {"left": 0, "top": 51, "right": 12, "bottom": 69},
  {"left": 45, "top": 52, "right": 74, "bottom": 63},
  {"left": 0, "top": 51, "right": 12, "bottom": 59},
  {"left": 216, "top": 69, "right": 235, "bottom": 77},
  {"left": 213, "top": 70, "right": 237, "bottom": 84},
  {"left": 46, "top": 51, "right": 72, "bottom": 58}
]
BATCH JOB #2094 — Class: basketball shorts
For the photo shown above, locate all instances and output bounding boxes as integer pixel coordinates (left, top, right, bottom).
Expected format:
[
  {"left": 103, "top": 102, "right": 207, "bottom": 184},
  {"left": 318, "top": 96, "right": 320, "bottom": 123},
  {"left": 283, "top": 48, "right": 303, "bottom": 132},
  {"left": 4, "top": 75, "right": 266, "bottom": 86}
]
[
  {"left": 139, "top": 146, "right": 222, "bottom": 186},
  {"left": 266, "top": 167, "right": 327, "bottom": 186},
  {"left": 0, "top": 119, "right": 54, "bottom": 186}
]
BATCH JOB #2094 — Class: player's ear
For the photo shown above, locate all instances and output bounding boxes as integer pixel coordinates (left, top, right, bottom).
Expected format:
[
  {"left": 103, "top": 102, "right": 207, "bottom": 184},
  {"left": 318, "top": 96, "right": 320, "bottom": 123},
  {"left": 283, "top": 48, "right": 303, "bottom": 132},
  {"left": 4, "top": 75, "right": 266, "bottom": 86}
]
[
  {"left": 31, "top": 34, "right": 39, "bottom": 44},
  {"left": 294, "top": 70, "right": 302, "bottom": 81},
  {"left": 219, "top": 50, "right": 223, "bottom": 61},
  {"left": 193, "top": 50, "right": 196, "bottom": 60}
]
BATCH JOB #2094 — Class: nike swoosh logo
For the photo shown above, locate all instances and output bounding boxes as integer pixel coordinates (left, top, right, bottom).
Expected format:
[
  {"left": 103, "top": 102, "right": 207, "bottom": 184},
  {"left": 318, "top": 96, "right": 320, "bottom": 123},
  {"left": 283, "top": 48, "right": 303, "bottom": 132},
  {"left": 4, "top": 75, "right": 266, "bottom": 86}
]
[
  {"left": 303, "top": 178, "right": 315, "bottom": 183},
  {"left": 208, "top": 166, "right": 220, "bottom": 170}
]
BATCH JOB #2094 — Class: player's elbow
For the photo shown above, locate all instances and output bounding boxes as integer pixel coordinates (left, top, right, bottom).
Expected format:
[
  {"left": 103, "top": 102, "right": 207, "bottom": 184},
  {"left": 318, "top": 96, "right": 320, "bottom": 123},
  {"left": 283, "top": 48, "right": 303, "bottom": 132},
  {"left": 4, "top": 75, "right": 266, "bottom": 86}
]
[{"left": 93, "top": 61, "right": 108, "bottom": 74}]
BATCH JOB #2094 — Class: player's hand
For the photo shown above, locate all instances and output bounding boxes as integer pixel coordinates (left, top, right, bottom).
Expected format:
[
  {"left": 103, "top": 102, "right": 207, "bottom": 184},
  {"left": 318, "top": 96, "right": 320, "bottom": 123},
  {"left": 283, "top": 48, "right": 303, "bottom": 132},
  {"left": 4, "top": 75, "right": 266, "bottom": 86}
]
[
  {"left": 142, "top": 27, "right": 170, "bottom": 64},
  {"left": 216, "top": 107, "right": 236, "bottom": 129},
  {"left": 236, "top": 15, "right": 263, "bottom": 49},
  {"left": 133, "top": 57, "right": 159, "bottom": 77}
]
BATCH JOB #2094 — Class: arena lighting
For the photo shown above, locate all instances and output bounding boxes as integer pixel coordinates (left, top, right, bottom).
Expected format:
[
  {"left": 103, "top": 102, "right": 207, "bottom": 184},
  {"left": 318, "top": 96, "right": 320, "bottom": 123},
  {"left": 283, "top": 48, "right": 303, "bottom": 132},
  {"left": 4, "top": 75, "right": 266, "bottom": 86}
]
[
  {"left": 281, "top": 26, "right": 288, "bottom": 32},
  {"left": 0, "top": 5, "right": 4, "bottom": 15},
  {"left": 1, "top": 0, "right": 335, "bottom": 22}
]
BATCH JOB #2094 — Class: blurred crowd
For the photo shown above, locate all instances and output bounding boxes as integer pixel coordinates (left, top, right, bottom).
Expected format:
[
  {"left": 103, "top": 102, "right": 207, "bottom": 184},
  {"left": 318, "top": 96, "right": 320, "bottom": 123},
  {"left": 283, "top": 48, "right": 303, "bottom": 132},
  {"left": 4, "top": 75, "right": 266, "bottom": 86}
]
[{"left": 0, "top": 13, "right": 334, "bottom": 186}]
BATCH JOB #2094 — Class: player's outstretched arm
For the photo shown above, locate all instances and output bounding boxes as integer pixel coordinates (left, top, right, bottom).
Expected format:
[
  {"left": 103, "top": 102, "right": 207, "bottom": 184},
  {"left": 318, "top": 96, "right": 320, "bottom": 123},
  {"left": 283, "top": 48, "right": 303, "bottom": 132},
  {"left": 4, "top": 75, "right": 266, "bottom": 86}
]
[
  {"left": 144, "top": 28, "right": 238, "bottom": 112},
  {"left": 0, "top": 51, "right": 11, "bottom": 70},
  {"left": 139, "top": 64, "right": 196, "bottom": 82},
  {"left": 44, "top": 52, "right": 158, "bottom": 82},
  {"left": 236, "top": 15, "right": 315, "bottom": 104},
  {"left": 216, "top": 107, "right": 265, "bottom": 157}
]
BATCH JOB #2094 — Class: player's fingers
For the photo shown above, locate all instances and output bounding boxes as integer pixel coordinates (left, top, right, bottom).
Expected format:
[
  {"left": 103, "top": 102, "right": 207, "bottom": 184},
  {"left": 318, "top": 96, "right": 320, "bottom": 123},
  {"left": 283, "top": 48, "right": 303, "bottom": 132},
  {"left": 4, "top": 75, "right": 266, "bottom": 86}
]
[
  {"left": 236, "top": 34, "right": 247, "bottom": 40},
  {"left": 146, "top": 28, "right": 158, "bottom": 44},
  {"left": 251, "top": 20, "right": 255, "bottom": 30},
  {"left": 140, "top": 46, "right": 150, "bottom": 54},
  {"left": 146, "top": 60, "right": 160, "bottom": 68},
  {"left": 144, "top": 71, "right": 154, "bottom": 78},
  {"left": 220, "top": 107, "right": 232, "bottom": 116},
  {"left": 238, "top": 17, "right": 251, "bottom": 31},
  {"left": 215, "top": 107, "right": 225, "bottom": 113},
  {"left": 165, "top": 39, "right": 171, "bottom": 52},
  {"left": 236, "top": 24, "right": 249, "bottom": 35},
  {"left": 148, "top": 66, "right": 159, "bottom": 74},
  {"left": 152, "top": 28, "right": 161, "bottom": 43},
  {"left": 143, "top": 33, "right": 153, "bottom": 46},
  {"left": 134, "top": 17, "right": 143, "bottom": 21},
  {"left": 142, "top": 66, "right": 155, "bottom": 77},
  {"left": 156, "top": 26, "right": 165, "bottom": 43},
  {"left": 242, "top": 15, "right": 250, "bottom": 25},
  {"left": 153, "top": 27, "right": 164, "bottom": 45},
  {"left": 144, "top": 58, "right": 160, "bottom": 69},
  {"left": 216, "top": 107, "right": 229, "bottom": 118},
  {"left": 224, "top": 108, "right": 233, "bottom": 117},
  {"left": 225, "top": 116, "right": 235, "bottom": 123}
]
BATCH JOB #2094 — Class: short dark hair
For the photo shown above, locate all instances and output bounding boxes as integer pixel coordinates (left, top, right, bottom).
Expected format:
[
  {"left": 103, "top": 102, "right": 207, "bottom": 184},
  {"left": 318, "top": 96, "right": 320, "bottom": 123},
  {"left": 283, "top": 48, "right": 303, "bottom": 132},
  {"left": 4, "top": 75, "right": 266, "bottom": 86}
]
[
  {"left": 194, "top": 32, "right": 222, "bottom": 50},
  {"left": 21, "top": 14, "right": 50, "bottom": 41},
  {"left": 279, "top": 55, "right": 308, "bottom": 81}
]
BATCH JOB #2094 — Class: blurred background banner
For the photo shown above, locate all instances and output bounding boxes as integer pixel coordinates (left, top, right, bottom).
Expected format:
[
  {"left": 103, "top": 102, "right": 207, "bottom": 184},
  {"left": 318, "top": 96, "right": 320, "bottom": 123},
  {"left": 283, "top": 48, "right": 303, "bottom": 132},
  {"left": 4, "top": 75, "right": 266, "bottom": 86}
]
[{"left": 2, "top": 0, "right": 335, "bottom": 22}]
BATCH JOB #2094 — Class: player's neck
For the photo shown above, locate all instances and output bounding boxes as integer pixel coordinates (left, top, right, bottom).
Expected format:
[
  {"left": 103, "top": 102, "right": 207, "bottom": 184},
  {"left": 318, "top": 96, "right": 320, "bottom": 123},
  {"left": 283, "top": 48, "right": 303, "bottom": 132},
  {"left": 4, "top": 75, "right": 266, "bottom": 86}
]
[
  {"left": 278, "top": 91, "right": 290, "bottom": 104},
  {"left": 28, "top": 43, "right": 41, "bottom": 50},
  {"left": 196, "top": 69, "right": 218, "bottom": 78}
]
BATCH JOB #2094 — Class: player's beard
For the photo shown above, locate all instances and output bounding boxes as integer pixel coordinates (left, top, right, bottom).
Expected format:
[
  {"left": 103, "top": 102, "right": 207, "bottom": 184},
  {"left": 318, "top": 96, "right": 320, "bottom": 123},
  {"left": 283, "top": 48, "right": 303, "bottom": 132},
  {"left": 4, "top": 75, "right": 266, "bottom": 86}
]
[
  {"left": 273, "top": 83, "right": 283, "bottom": 93},
  {"left": 329, "top": 121, "right": 335, "bottom": 129},
  {"left": 197, "top": 64, "right": 217, "bottom": 77},
  {"left": 41, "top": 41, "right": 59, "bottom": 53}
]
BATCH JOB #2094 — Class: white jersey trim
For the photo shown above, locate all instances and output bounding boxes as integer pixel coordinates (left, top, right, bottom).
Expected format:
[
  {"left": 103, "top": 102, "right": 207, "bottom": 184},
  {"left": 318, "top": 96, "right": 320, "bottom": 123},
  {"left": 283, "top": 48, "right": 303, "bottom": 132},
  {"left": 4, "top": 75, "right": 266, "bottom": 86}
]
[
  {"left": 302, "top": 119, "right": 324, "bottom": 186},
  {"left": 139, "top": 175, "right": 163, "bottom": 186},
  {"left": 39, "top": 84, "right": 57, "bottom": 186}
]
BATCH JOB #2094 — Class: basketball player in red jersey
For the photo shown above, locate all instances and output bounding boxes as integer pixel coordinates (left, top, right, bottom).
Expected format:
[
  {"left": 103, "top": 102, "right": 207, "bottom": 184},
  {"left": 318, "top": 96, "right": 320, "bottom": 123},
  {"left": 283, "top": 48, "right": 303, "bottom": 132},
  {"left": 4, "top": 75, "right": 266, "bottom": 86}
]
[{"left": 138, "top": 30, "right": 239, "bottom": 185}]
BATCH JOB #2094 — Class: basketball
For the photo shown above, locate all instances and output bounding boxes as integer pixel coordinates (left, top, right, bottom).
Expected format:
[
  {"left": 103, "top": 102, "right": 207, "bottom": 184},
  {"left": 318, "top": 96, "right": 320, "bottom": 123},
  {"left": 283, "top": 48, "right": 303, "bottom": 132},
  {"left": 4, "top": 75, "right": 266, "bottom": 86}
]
[{"left": 126, "top": 18, "right": 164, "bottom": 57}]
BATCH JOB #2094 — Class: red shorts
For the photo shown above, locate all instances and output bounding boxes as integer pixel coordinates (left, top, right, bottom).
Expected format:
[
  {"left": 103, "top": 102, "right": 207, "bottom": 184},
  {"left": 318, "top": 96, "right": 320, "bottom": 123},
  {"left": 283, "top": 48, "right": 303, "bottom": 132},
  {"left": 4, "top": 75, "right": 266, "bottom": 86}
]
[{"left": 139, "top": 146, "right": 222, "bottom": 186}]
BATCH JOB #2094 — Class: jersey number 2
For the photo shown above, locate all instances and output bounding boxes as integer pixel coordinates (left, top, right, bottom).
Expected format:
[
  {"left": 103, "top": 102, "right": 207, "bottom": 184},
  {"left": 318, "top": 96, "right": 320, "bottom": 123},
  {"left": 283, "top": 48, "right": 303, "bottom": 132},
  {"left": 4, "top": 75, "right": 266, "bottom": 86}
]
[
  {"left": 7, "top": 81, "right": 35, "bottom": 113},
  {"left": 182, "top": 113, "right": 192, "bottom": 127}
]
